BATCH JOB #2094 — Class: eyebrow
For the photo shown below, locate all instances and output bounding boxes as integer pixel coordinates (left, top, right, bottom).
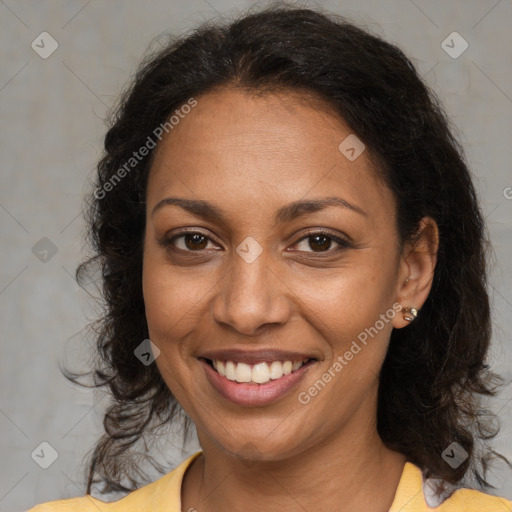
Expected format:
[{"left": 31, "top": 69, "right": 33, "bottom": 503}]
[{"left": 151, "top": 196, "right": 367, "bottom": 224}]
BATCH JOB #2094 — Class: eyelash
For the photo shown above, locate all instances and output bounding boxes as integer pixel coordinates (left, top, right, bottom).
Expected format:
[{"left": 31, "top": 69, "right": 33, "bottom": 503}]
[{"left": 160, "top": 229, "right": 351, "bottom": 257}]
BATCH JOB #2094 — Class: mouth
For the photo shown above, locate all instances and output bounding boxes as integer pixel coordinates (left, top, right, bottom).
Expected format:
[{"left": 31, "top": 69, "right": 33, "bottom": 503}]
[
  {"left": 199, "top": 357, "right": 317, "bottom": 385},
  {"left": 198, "top": 356, "right": 318, "bottom": 407}
]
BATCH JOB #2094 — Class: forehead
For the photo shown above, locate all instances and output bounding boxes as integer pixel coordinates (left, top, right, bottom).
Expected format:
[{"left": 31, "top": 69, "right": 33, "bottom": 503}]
[{"left": 147, "top": 87, "right": 394, "bottom": 225}]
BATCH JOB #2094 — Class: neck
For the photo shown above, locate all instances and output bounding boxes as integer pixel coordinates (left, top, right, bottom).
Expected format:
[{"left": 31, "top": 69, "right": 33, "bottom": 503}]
[{"left": 181, "top": 411, "right": 406, "bottom": 512}]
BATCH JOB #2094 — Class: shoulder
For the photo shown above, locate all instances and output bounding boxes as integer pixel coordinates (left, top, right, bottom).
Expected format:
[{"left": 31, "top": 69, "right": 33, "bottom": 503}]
[
  {"left": 437, "top": 487, "right": 512, "bottom": 511},
  {"left": 26, "top": 496, "right": 104, "bottom": 512},
  {"left": 26, "top": 451, "right": 203, "bottom": 512},
  {"left": 390, "top": 462, "right": 512, "bottom": 511}
]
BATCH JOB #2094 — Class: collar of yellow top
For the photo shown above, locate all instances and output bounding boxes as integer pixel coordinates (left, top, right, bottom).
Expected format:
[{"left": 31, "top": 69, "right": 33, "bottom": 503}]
[
  {"left": 111, "top": 450, "right": 510, "bottom": 512},
  {"left": 388, "top": 460, "right": 429, "bottom": 510},
  {"left": 161, "top": 451, "right": 428, "bottom": 511}
]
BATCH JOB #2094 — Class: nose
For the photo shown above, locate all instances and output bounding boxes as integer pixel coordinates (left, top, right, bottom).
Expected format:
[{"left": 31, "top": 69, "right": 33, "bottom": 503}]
[{"left": 211, "top": 247, "right": 292, "bottom": 336}]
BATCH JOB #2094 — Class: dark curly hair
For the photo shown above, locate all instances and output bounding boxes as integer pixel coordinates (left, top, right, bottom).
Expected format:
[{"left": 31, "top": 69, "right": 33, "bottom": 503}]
[{"left": 74, "top": 1, "right": 508, "bottom": 496}]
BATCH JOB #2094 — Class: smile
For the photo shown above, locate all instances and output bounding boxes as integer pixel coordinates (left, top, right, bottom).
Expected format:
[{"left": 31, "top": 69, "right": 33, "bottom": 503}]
[
  {"left": 199, "top": 357, "right": 318, "bottom": 406},
  {"left": 207, "top": 358, "right": 311, "bottom": 384}
]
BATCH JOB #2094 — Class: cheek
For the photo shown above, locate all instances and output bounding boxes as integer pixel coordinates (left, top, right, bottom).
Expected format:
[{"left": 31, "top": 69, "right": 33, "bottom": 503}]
[
  {"left": 298, "top": 274, "right": 397, "bottom": 412},
  {"left": 142, "top": 253, "right": 187, "bottom": 370},
  {"left": 142, "top": 243, "right": 204, "bottom": 339},
  {"left": 142, "top": 256, "right": 194, "bottom": 397},
  {"left": 290, "top": 255, "right": 397, "bottom": 347}
]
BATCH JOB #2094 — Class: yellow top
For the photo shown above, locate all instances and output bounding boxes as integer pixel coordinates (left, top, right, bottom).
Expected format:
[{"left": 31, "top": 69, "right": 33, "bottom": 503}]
[{"left": 28, "top": 450, "right": 512, "bottom": 511}]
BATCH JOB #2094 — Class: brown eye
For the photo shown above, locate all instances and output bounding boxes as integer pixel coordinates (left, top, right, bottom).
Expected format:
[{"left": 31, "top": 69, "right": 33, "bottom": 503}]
[
  {"left": 182, "top": 233, "right": 209, "bottom": 250},
  {"left": 163, "top": 231, "right": 218, "bottom": 252},
  {"left": 293, "top": 231, "right": 351, "bottom": 254},
  {"left": 307, "top": 234, "right": 332, "bottom": 252}
]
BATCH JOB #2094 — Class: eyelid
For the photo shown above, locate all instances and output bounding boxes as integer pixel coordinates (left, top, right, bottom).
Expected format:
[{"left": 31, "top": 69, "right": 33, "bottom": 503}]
[
  {"left": 159, "top": 228, "right": 221, "bottom": 250},
  {"left": 289, "top": 228, "right": 352, "bottom": 254},
  {"left": 294, "top": 228, "right": 352, "bottom": 246}
]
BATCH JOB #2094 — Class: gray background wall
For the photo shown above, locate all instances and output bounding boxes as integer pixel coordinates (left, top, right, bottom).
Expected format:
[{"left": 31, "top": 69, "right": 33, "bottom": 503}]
[{"left": 1, "top": 1, "right": 511, "bottom": 510}]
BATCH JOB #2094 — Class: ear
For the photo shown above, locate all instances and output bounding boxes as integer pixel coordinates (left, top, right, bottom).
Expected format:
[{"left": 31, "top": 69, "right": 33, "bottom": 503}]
[{"left": 392, "top": 217, "right": 439, "bottom": 329}]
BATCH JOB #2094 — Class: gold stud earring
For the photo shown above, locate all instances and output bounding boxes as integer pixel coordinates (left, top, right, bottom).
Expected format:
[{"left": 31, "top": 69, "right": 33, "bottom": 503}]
[{"left": 402, "top": 307, "right": 418, "bottom": 322}]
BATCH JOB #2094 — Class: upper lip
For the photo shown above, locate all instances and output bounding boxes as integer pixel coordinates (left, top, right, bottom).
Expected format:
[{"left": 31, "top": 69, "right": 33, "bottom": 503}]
[{"left": 199, "top": 348, "right": 319, "bottom": 364}]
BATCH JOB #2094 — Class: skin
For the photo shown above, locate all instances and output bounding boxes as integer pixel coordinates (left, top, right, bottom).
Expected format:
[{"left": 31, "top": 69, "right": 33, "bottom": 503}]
[{"left": 142, "top": 87, "right": 439, "bottom": 512}]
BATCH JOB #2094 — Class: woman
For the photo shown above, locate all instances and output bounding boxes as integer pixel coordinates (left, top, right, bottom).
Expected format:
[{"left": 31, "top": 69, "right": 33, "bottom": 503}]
[{"left": 29, "top": 4, "right": 512, "bottom": 511}]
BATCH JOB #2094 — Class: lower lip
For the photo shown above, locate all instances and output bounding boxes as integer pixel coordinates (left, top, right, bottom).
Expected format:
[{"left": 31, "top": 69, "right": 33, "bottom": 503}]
[{"left": 199, "top": 358, "right": 316, "bottom": 407}]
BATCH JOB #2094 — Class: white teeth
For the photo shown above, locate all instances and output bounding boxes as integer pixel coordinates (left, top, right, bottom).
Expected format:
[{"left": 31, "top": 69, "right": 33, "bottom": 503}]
[
  {"left": 235, "top": 362, "right": 252, "bottom": 383},
  {"left": 210, "top": 358, "right": 309, "bottom": 384},
  {"left": 252, "top": 362, "right": 271, "bottom": 383},
  {"left": 269, "top": 361, "right": 283, "bottom": 380},
  {"left": 225, "top": 361, "right": 236, "bottom": 380}
]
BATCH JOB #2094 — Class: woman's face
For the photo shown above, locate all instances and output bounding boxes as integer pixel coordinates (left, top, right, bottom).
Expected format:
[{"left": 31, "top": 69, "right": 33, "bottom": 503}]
[{"left": 142, "top": 88, "right": 420, "bottom": 461}]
